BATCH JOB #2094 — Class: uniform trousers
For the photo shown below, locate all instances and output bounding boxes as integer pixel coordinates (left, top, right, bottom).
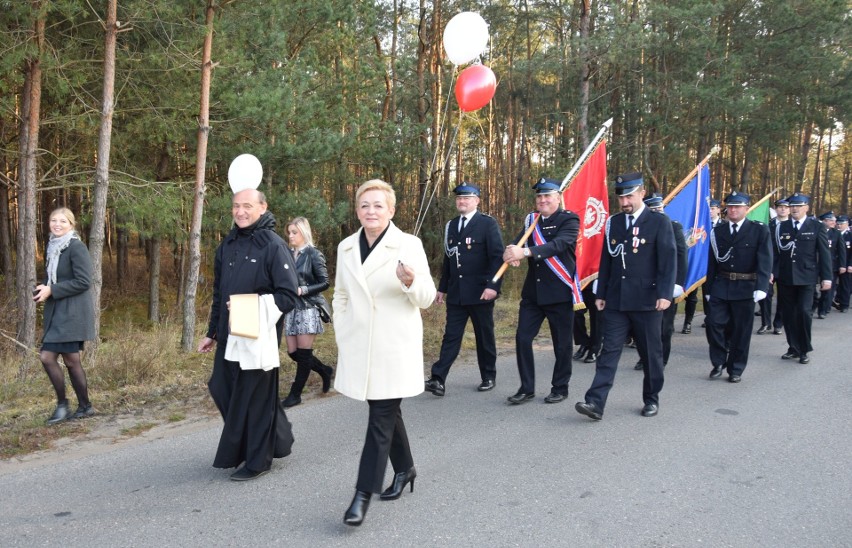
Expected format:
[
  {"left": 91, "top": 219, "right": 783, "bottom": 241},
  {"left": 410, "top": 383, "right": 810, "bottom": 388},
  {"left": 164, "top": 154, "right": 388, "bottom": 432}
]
[
  {"left": 758, "top": 283, "right": 773, "bottom": 327},
  {"left": 836, "top": 272, "right": 852, "bottom": 310},
  {"left": 816, "top": 275, "right": 839, "bottom": 316},
  {"left": 777, "top": 283, "right": 815, "bottom": 355},
  {"left": 515, "top": 298, "right": 573, "bottom": 396},
  {"left": 584, "top": 308, "right": 664, "bottom": 410},
  {"left": 356, "top": 398, "right": 413, "bottom": 494},
  {"left": 572, "top": 286, "right": 602, "bottom": 353},
  {"left": 431, "top": 301, "right": 497, "bottom": 383},
  {"left": 706, "top": 296, "right": 755, "bottom": 376}
]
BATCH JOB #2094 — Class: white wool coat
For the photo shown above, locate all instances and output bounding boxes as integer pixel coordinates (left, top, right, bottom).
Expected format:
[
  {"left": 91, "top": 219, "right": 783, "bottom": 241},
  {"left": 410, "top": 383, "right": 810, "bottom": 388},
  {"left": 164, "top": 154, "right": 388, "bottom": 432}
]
[{"left": 332, "top": 222, "right": 436, "bottom": 401}]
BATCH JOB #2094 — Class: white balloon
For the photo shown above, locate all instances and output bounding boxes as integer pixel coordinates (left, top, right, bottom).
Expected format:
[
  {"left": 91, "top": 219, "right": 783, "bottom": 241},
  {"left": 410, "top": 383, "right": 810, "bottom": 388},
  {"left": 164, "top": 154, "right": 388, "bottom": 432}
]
[
  {"left": 228, "top": 153, "right": 263, "bottom": 194},
  {"left": 443, "top": 12, "right": 489, "bottom": 66}
]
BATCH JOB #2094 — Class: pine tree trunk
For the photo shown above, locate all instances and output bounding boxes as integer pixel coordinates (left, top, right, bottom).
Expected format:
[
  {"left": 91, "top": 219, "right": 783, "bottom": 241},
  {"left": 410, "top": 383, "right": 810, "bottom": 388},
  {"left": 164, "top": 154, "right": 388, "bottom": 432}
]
[
  {"left": 0, "top": 182, "right": 13, "bottom": 297},
  {"left": 147, "top": 237, "right": 160, "bottom": 323},
  {"left": 15, "top": 3, "right": 44, "bottom": 376},
  {"left": 88, "top": 0, "right": 119, "bottom": 349},
  {"left": 181, "top": 0, "right": 216, "bottom": 351}
]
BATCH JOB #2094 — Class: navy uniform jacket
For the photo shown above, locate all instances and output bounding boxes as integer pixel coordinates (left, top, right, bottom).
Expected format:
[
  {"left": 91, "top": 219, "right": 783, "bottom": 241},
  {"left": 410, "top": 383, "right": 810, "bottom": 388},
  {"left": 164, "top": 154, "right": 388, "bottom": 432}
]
[
  {"left": 513, "top": 208, "right": 579, "bottom": 306},
  {"left": 439, "top": 211, "right": 505, "bottom": 306},
  {"left": 671, "top": 218, "right": 688, "bottom": 287},
  {"left": 706, "top": 219, "right": 772, "bottom": 300},
  {"left": 842, "top": 230, "right": 852, "bottom": 268},
  {"left": 826, "top": 227, "right": 847, "bottom": 272},
  {"left": 596, "top": 207, "right": 677, "bottom": 311},
  {"left": 772, "top": 217, "right": 832, "bottom": 285}
]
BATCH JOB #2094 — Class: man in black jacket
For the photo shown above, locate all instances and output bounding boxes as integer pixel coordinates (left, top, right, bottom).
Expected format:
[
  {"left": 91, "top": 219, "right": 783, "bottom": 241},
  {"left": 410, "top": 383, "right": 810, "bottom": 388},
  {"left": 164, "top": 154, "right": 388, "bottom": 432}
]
[
  {"left": 772, "top": 193, "right": 832, "bottom": 364},
  {"left": 834, "top": 215, "right": 852, "bottom": 312},
  {"left": 503, "top": 178, "right": 580, "bottom": 405},
  {"left": 426, "top": 183, "right": 504, "bottom": 396},
  {"left": 576, "top": 172, "right": 676, "bottom": 420},
  {"left": 633, "top": 193, "right": 686, "bottom": 371},
  {"left": 705, "top": 192, "right": 772, "bottom": 382},
  {"left": 198, "top": 186, "right": 299, "bottom": 481},
  {"left": 814, "top": 211, "right": 846, "bottom": 318}
]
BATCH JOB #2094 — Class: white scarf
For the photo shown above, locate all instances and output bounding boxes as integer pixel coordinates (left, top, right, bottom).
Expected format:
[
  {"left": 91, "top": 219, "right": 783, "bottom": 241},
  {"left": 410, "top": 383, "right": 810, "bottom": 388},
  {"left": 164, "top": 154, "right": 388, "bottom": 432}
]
[{"left": 46, "top": 231, "right": 79, "bottom": 284}]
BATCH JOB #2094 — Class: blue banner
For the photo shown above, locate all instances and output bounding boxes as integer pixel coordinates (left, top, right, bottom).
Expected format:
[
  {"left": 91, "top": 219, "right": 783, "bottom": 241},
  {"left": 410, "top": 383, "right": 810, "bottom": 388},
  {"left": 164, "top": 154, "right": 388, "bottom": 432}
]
[{"left": 665, "top": 164, "right": 711, "bottom": 297}]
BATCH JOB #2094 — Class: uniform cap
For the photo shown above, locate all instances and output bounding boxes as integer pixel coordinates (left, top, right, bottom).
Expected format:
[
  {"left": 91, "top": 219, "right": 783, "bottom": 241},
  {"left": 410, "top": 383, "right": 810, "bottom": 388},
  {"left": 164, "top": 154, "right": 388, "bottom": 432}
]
[
  {"left": 818, "top": 211, "right": 836, "bottom": 221},
  {"left": 836, "top": 215, "right": 849, "bottom": 223},
  {"left": 533, "top": 178, "right": 561, "bottom": 195},
  {"left": 709, "top": 199, "right": 722, "bottom": 208},
  {"left": 643, "top": 193, "right": 664, "bottom": 209},
  {"left": 787, "top": 193, "right": 809, "bottom": 205},
  {"left": 724, "top": 191, "right": 750, "bottom": 206},
  {"left": 774, "top": 198, "right": 790, "bottom": 207},
  {"left": 453, "top": 183, "right": 480, "bottom": 197},
  {"left": 613, "top": 172, "right": 643, "bottom": 196}
]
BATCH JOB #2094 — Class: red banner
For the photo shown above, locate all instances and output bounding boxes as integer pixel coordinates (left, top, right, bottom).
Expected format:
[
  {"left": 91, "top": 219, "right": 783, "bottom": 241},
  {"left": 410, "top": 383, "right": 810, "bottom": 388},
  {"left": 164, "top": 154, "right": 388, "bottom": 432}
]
[{"left": 561, "top": 141, "right": 609, "bottom": 287}]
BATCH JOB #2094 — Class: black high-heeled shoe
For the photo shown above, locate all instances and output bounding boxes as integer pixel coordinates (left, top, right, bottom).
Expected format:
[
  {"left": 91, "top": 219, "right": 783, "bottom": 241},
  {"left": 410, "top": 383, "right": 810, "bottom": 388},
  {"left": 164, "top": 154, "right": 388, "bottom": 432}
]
[
  {"left": 343, "top": 490, "right": 372, "bottom": 526},
  {"left": 379, "top": 466, "right": 416, "bottom": 500}
]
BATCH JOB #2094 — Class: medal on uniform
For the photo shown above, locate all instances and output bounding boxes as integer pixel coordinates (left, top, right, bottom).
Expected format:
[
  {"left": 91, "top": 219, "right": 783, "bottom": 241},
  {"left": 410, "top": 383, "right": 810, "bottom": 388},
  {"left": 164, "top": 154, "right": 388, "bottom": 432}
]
[{"left": 466, "top": 237, "right": 472, "bottom": 249}]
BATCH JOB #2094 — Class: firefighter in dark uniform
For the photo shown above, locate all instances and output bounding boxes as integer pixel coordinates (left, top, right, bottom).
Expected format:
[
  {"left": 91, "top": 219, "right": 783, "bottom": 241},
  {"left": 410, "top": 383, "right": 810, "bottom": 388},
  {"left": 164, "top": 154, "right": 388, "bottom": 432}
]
[
  {"left": 425, "top": 183, "right": 505, "bottom": 397},
  {"left": 682, "top": 198, "right": 722, "bottom": 333},
  {"left": 773, "top": 193, "right": 832, "bottom": 364},
  {"left": 633, "top": 193, "right": 686, "bottom": 370},
  {"left": 758, "top": 198, "right": 790, "bottom": 334},
  {"left": 575, "top": 172, "right": 676, "bottom": 420},
  {"left": 502, "top": 178, "right": 580, "bottom": 405},
  {"left": 833, "top": 215, "right": 852, "bottom": 312},
  {"left": 705, "top": 192, "right": 772, "bottom": 382},
  {"left": 814, "top": 211, "right": 846, "bottom": 319}
]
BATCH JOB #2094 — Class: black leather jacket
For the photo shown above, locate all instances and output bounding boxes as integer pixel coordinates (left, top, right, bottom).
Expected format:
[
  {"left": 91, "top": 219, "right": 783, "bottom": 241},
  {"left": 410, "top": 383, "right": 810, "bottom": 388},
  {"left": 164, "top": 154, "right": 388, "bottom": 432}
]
[{"left": 293, "top": 245, "right": 330, "bottom": 310}]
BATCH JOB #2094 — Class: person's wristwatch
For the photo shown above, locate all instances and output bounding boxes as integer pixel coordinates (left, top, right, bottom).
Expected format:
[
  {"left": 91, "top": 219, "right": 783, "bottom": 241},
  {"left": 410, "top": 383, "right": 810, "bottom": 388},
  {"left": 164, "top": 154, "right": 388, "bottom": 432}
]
[{"left": 523, "top": 248, "right": 531, "bottom": 258}]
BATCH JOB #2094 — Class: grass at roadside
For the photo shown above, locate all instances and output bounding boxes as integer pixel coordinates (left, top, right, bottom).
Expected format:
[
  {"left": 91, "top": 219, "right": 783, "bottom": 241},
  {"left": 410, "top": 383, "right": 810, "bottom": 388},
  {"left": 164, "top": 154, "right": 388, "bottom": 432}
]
[{"left": 0, "top": 271, "right": 528, "bottom": 459}]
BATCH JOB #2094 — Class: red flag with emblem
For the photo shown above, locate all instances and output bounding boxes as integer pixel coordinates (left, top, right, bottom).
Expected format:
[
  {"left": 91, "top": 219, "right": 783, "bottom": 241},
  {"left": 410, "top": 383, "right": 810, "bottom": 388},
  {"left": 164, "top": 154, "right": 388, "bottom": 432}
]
[{"left": 561, "top": 141, "right": 609, "bottom": 287}]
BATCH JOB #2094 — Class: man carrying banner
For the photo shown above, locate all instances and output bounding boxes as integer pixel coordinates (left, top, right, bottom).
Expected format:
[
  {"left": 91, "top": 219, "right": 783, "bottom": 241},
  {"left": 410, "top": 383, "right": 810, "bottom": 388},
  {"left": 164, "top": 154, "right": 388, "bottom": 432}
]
[
  {"left": 682, "top": 198, "right": 721, "bottom": 334},
  {"left": 814, "top": 211, "right": 846, "bottom": 319},
  {"left": 773, "top": 193, "right": 832, "bottom": 364},
  {"left": 705, "top": 192, "right": 772, "bottom": 382},
  {"left": 575, "top": 172, "right": 676, "bottom": 420},
  {"left": 763, "top": 198, "right": 790, "bottom": 334},
  {"left": 503, "top": 178, "right": 581, "bottom": 405}
]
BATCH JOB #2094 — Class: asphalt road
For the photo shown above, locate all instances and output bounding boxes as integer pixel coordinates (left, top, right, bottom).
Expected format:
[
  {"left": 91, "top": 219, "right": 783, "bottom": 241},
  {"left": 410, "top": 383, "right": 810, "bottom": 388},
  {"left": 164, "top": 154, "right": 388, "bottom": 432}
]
[{"left": 2, "top": 310, "right": 851, "bottom": 547}]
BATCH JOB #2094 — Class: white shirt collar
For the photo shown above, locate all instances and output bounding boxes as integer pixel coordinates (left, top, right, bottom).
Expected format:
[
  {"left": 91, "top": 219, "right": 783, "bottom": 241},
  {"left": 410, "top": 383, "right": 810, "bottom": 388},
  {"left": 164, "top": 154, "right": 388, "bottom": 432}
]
[{"left": 628, "top": 204, "right": 646, "bottom": 224}]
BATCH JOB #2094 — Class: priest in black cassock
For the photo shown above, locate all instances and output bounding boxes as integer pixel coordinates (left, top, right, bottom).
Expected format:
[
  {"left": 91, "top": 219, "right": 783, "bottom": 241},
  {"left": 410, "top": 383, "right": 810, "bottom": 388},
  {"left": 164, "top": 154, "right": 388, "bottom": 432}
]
[{"left": 198, "top": 157, "right": 299, "bottom": 481}]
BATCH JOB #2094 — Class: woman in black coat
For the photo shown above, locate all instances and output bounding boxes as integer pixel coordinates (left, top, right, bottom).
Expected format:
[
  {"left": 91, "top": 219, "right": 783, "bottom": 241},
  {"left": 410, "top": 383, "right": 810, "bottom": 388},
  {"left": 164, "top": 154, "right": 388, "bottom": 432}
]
[
  {"left": 33, "top": 208, "right": 96, "bottom": 424},
  {"left": 281, "top": 217, "right": 334, "bottom": 407}
]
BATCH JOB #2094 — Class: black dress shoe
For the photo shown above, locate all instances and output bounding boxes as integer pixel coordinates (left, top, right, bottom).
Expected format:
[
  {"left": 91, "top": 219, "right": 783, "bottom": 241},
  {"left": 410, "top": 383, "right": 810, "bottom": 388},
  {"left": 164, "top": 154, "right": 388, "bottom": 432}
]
[
  {"left": 773, "top": 328, "right": 782, "bottom": 335},
  {"left": 583, "top": 350, "right": 598, "bottom": 363},
  {"left": 380, "top": 467, "right": 416, "bottom": 500},
  {"left": 344, "top": 490, "right": 372, "bottom": 526},
  {"left": 477, "top": 379, "right": 495, "bottom": 391},
  {"left": 71, "top": 403, "right": 95, "bottom": 420},
  {"left": 757, "top": 326, "right": 768, "bottom": 334},
  {"left": 575, "top": 401, "right": 603, "bottom": 420},
  {"left": 781, "top": 351, "right": 799, "bottom": 360},
  {"left": 281, "top": 393, "right": 302, "bottom": 408},
  {"left": 424, "top": 377, "right": 445, "bottom": 397},
  {"left": 709, "top": 365, "right": 723, "bottom": 379},
  {"left": 728, "top": 375, "right": 742, "bottom": 383},
  {"left": 641, "top": 403, "right": 659, "bottom": 417},
  {"left": 573, "top": 345, "right": 589, "bottom": 360},
  {"left": 681, "top": 323, "right": 692, "bottom": 334},
  {"left": 817, "top": 314, "right": 826, "bottom": 319},
  {"left": 700, "top": 322, "right": 706, "bottom": 328},
  {"left": 507, "top": 391, "right": 535, "bottom": 405},
  {"left": 799, "top": 353, "right": 810, "bottom": 364},
  {"left": 544, "top": 392, "right": 567, "bottom": 404},
  {"left": 230, "top": 466, "right": 270, "bottom": 481},
  {"left": 46, "top": 401, "right": 70, "bottom": 425},
  {"left": 634, "top": 360, "right": 644, "bottom": 370}
]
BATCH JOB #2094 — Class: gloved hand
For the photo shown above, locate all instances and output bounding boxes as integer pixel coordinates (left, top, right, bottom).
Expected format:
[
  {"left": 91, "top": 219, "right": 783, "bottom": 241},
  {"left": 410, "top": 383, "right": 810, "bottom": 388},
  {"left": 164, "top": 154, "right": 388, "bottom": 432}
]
[
  {"left": 753, "top": 290, "right": 767, "bottom": 303},
  {"left": 592, "top": 279, "right": 598, "bottom": 294},
  {"left": 705, "top": 294, "right": 711, "bottom": 302},
  {"left": 673, "top": 285, "right": 684, "bottom": 298}
]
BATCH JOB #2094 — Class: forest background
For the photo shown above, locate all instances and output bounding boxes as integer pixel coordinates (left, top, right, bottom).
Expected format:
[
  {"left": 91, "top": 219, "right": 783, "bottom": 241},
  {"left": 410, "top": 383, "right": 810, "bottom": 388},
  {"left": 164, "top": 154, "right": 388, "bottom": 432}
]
[{"left": 0, "top": 0, "right": 849, "bottom": 453}]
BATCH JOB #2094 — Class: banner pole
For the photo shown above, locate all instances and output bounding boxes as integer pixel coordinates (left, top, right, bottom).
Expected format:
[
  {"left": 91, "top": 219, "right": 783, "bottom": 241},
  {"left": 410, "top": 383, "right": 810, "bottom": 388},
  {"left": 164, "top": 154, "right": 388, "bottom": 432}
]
[{"left": 663, "top": 145, "right": 720, "bottom": 205}]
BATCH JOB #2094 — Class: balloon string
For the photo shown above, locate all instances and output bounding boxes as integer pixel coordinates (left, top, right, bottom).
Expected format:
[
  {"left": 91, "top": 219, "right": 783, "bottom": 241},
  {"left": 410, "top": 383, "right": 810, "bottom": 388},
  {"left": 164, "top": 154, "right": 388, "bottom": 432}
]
[
  {"left": 415, "top": 121, "right": 461, "bottom": 237},
  {"left": 414, "top": 66, "right": 459, "bottom": 236}
]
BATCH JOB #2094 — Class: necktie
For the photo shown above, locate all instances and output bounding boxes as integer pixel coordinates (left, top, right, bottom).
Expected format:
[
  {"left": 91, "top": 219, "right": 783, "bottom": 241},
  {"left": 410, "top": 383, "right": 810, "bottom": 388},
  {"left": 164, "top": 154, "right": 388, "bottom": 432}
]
[
  {"left": 627, "top": 215, "right": 635, "bottom": 231},
  {"left": 459, "top": 216, "right": 467, "bottom": 233},
  {"left": 793, "top": 221, "right": 799, "bottom": 234},
  {"left": 731, "top": 223, "right": 738, "bottom": 236}
]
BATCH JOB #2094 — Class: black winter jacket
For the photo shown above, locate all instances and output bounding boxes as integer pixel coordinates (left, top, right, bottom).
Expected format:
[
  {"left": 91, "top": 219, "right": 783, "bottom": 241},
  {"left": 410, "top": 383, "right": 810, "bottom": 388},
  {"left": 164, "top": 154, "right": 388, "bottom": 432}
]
[{"left": 292, "top": 245, "right": 330, "bottom": 310}]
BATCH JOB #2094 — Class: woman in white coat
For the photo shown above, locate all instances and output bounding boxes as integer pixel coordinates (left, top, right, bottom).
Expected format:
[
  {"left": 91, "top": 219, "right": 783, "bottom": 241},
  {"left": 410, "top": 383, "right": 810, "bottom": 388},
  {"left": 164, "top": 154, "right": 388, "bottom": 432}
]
[{"left": 333, "top": 179, "right": 436, "bottom": 526}]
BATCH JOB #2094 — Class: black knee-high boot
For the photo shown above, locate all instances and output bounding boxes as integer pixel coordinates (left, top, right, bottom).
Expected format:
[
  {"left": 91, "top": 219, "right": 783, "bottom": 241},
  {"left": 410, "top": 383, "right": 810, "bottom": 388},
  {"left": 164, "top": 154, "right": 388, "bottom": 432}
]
[
  {"left": 283, "top": 349, "right": 312, "bottom": 408},
  {"left": 307, "top": 349, "right": 335, "bottom": 393}
]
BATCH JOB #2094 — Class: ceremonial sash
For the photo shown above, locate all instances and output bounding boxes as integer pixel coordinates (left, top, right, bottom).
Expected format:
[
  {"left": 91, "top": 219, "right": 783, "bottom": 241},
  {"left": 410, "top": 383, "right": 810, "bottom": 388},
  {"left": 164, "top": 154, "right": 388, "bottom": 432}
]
[{"left": 526, "top": 213, "right": 585, "bottom": 310}]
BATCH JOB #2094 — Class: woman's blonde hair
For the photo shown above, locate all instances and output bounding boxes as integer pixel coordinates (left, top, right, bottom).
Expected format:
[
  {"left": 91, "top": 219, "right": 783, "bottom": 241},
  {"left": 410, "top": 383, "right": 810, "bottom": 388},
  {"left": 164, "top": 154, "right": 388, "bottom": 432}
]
[
  {"left": 49, "top": 207, "right": 76, "bottom": 228},
  {"left": 355, "top": 179, "right": 396, "bottom": 210},
  {"left": 287, "top": 216, "right": 314, "bottom": 247}
]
